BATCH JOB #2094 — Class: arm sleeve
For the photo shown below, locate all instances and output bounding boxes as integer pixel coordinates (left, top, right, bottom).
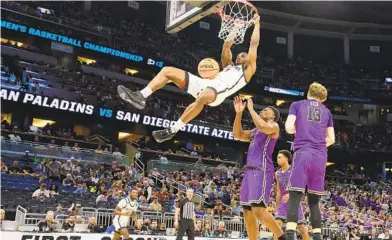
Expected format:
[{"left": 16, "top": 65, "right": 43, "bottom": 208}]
[{"left": 288, "top": 102, "right": 298, "bottom": 116}]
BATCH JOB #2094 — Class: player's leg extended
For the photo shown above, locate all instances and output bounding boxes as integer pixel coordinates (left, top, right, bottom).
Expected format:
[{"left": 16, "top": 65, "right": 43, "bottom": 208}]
[
  {"left": 117, "top": 228, "right": 130, "bottom": 240},
  {"left": 286, "top": 150, "right": 307, "bottom": 239},
  {"left": 243, "top": 207, "right": 259, "bottom": 240},
  {"left": 306, "top": 152, "right": 327, "bottom": 240},
  {"left": 298, "top": 223, "right": 310, "bottom": 240},
  {"left": 118, "top": 66, "right": 186, "bottom": 109},
  {"left": 251, "top": 205, "right": 284, "bottom": 239},
  {"left": 152, "top": 88, "right": 216, "bottom": 143}
]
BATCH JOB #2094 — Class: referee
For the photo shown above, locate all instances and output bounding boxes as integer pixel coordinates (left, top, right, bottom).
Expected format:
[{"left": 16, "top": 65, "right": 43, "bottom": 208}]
[{"left": 174, "top": 188, "right": 197, "bottom": 240}]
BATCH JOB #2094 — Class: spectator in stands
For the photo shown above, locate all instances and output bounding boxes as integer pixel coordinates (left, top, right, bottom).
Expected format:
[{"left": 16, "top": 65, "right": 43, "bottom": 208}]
[
  {"left": 112, "top": 147, "right": 123, "bottom": 157},
  {"left": 47, "top": 159, "right": 63, "bottom": 181},
  {"left": 0, "top": 160, "right": 8, "bottom": 172},
  {"left": 32, "top": 183, "right": 50, "bottom": 200},
  {"left": 22, "top": 161, "right": 37, "bottom": 177},
  {"left": 75, "top": 215, "right": 84, "bottom": 224},
  {"left": 204, "top": 221, "right": 213, "bottom": 238},
  {"left": 96, "top": 191, "right": 108, "bottom": 204},
  {"left": 62, "top": 142, "right": 71, "bottom": 151},
  {"left": 62, "top": 215, "right": 76, "bottom": 232},
  {"left": 231, "top": 201, "right": 243, "bottom": 216},
  {"left": 72, "top": 143, "right": 80, "bottom": 151},
  {"left": 139, "top": 196, "right": 150, "bottom": 211},
  {"left": 63, "top": 159, "right": 74, "bottom": 176},
  {"left": 74, "top": 183, "right": 88, "bottom": 193},
  {"left": 195, "top": 204, "right": 205, "bottom": 216},
  {"left": 149, "top": 197, "right": 162, "bottom": 212},
  {"left": 8, "top": 160, "right": 22, "bottom": 174},
  {"left": 213, "top": 221, "right": 229, "bottom": 238},
  {"left": 87, "top": 217, "right": 103, "bottom": 233},
  {"left": 194, "top": 220, "right": 203, "bottom": 237},
  {"left": 9, "top": 131, "right": 21, "bottom": 142},
  {"left": 149, "top": 219, "right": 159, "bottom": 235},
  {"left": 142, "top": 181, "right": 152, "bottom": 201},
  {"left": 36, "top": 211, "right": 56, "bottom": 232},
  {"left": 54, "top": 204, "right": 65, "bottom": 217},
  {"left": 63, "top": 174, "right": 75, "bottom": 187},
  {"left": 68, "top": 203, "right": 82, "bottom": 216}
]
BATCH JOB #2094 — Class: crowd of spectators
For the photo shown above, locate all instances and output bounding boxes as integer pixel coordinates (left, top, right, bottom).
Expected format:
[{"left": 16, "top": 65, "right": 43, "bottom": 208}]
[{"left": 1, "top": 142, "right": 391, "bottom": 236}]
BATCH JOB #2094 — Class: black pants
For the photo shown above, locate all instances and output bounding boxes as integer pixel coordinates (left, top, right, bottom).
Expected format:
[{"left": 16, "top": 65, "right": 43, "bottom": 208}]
[{"left": 176, "top": 219, "right": 195, "bottom": 240}]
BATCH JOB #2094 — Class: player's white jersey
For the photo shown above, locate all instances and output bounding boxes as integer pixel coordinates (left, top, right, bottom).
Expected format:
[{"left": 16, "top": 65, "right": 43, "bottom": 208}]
[
  {"left": 113, "top": 197, "right": 138, "bottom": 232},
  {"left": 215, "top": 64, "right": 247, "bottom": 95},
  {"left": 186, "top": 64, "right": 248, "bottom": 107}
]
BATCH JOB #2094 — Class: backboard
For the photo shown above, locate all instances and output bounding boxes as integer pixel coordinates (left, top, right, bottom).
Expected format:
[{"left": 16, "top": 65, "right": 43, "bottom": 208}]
[{"left": 165, "top": 1, "right": 226, "bottom": 34}]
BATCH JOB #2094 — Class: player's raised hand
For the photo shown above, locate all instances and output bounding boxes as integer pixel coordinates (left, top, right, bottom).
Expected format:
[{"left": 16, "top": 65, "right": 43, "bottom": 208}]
[
  {"left": 246, "top": 97, "right": 254, "bottom": 110},
  {"left": 233, "top": 96, "right": 246, "bottom": 113}
]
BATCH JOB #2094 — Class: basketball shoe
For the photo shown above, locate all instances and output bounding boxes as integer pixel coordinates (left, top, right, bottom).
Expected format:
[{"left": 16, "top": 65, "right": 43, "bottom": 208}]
[
  {"left": 152, "top": 129, "right": 176, "bottom": 143},
  {"left": 117, "top": 85, "right": 146, "bottom": 109}
]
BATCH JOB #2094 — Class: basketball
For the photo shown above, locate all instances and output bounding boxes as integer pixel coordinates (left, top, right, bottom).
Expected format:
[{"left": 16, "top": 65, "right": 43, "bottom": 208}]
[{"left": 198, "top": 58, "right": 220, "bottom": 79}]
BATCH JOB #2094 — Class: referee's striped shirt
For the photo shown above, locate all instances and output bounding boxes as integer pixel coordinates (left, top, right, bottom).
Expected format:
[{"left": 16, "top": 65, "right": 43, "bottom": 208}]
[{"left": 179, "top": 198, "right": 195, "bottom": 219}]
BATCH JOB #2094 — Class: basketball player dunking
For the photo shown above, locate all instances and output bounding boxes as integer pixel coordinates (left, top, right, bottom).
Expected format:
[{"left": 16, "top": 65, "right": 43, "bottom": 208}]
[
  {"left": 284, "top": 82, "right": 335, "bottom": 240},
  {"left": 274, "top": 150, "right": 309, "bottom": 240},
  {"left": 112, "top": 188, "right": 141, "bottom": 240},
  {"left": 232, "top": 96, "right": 285, "bottom": 240},
  {"left": 118, "top": 15, "right": 260, "bottom": 143}
]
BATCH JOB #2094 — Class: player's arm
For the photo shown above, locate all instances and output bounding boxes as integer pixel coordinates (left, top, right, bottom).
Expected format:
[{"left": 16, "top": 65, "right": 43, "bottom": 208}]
[
  {"left": 193, "top": 212, "right": 197, "bottom": 229},
  {"left": 174, "top": 201, "right": 181, "bottom": 225},
  {"left": 285, "top": 115, "right": 296, "bottom": 134},
  {"left": 285, "top": 102, "right": 298, "bottom": 134},
  {"left": 275, "top": 171, "right": 280, "bottom": 207},
  {"left": 325, "top": 112, "right": 335, "bottom": 147},
  {"left": 113, "top": 200, "right": 128, "bottom": 216},
  {"left": 233, "top": 96, "right": 251, "bottom": 141},
  {"left": 131, "top": 211, "right": 137, "bottom": 223},
  {"left": 247, "top": 15, "right": 260, "bottom": 74},
  {"left": 326, "top": 127, "right": 335, "bottom": 147},
  {"left": 221, "top": 41, "right": 233, "bottom": 68},
  {"left": 247, "top": 98, "right": 279, "bottom": 135}
]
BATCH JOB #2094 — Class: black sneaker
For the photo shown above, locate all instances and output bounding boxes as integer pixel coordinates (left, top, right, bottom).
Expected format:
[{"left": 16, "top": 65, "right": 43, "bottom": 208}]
[
  {"left": 152, "top": 129, "right": 176, "bottom": 143},
  {"left": 117, "top": 85, "right": 146, "bottom": 110}
]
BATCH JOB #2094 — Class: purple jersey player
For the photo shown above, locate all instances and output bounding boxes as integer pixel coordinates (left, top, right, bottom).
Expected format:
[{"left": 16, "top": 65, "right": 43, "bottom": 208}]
[
  {"left": 275, "top": 150, "right": 309, "bottom": 240},
  {"left": 284, "top": 82, "right": 335, "bottom": 240},
  {"left": 232, "top": 96, "right": 285, "bottom": 240}
]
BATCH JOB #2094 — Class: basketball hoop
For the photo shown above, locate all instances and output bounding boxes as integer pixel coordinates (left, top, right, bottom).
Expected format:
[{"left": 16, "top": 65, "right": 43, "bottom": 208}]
[{"left": 217, "top": 0, "right": 258, "bottom": 45}]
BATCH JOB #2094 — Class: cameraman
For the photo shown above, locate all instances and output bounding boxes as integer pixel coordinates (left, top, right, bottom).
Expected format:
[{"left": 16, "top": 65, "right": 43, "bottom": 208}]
[{"left": 346, "top": 226, "right": 360, "bottom": 240}]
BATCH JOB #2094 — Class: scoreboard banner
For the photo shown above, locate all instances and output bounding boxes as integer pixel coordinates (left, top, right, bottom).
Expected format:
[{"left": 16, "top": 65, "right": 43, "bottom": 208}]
[{"left": 1, "top": 89, "right": 235, "bottom": 141}]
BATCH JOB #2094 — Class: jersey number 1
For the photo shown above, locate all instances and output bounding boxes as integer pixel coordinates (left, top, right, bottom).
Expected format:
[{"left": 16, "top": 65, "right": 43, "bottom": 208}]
[{"left": 307, "top": 106, "right": 321, "bottom": 123}]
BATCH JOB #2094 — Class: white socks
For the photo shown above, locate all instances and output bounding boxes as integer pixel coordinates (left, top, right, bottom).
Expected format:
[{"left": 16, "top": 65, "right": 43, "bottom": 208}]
[
  {"left": 140, "top": 87, "right": 153, "bottom": 98},
  {"left": 170, "top": 119, "right": 186, "bottom": 133}
]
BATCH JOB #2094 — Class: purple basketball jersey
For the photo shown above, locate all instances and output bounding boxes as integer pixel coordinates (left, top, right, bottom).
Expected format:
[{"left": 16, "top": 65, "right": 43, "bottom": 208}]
[
  {"left": 288, "top": 99, "right": 334, "bottom": 154},
  {"left": 240, "top": 129, "right": 277, "bottom": 206},
  {"left": 246, "top": 129, "right": 277, "bottom": 172},
  {"left": 277, "top": 167, "right": 291, "bottom": 199}
]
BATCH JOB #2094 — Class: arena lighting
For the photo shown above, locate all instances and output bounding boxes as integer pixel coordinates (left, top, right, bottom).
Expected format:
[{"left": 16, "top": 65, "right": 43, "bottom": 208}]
[
  {"left": 276, "top": 99, "right": 285, "bottom": 106},
  {"left": 118, "top": 132, "right": 132, "bottom": 140},
  {"left": 32, "top": 118, "right": 55, "bottom": 128},
  {"left": 240, "top": 93, "right": 253, "bottom": 100},
  {"left": 77, "top": 56, "right": 96, "bottom": 65},
  {"left": 326, "top": 162, "right": 334, "bottom": 167},
  {"left": 124, "top": 68, "right": 139, "bottom": 75}
]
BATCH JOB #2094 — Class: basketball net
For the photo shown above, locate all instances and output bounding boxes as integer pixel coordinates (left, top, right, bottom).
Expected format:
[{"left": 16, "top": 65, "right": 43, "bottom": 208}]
[{"left": 218, "top": 0, "right": 258, "bottom": 45}]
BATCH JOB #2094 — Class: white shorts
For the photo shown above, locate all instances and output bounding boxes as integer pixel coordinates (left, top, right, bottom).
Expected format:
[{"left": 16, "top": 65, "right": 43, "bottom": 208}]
[
  {"left": 113, "top": 216, "right": 129, "bottom": 232},
  {"left": 184, "top": 72, "right": 229, "bottom": 107}
]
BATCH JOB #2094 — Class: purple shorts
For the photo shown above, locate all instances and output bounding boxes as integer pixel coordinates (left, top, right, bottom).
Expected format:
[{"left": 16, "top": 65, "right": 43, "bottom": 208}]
[
  {"left": 288, "top": 149, "right": 327, "bottom": 195},
  {"left": 275, "top": 202, "right": 306, "bottom": 223},
  {"left": 240, "top": 167, "right": 274, "bottom": 207}
]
